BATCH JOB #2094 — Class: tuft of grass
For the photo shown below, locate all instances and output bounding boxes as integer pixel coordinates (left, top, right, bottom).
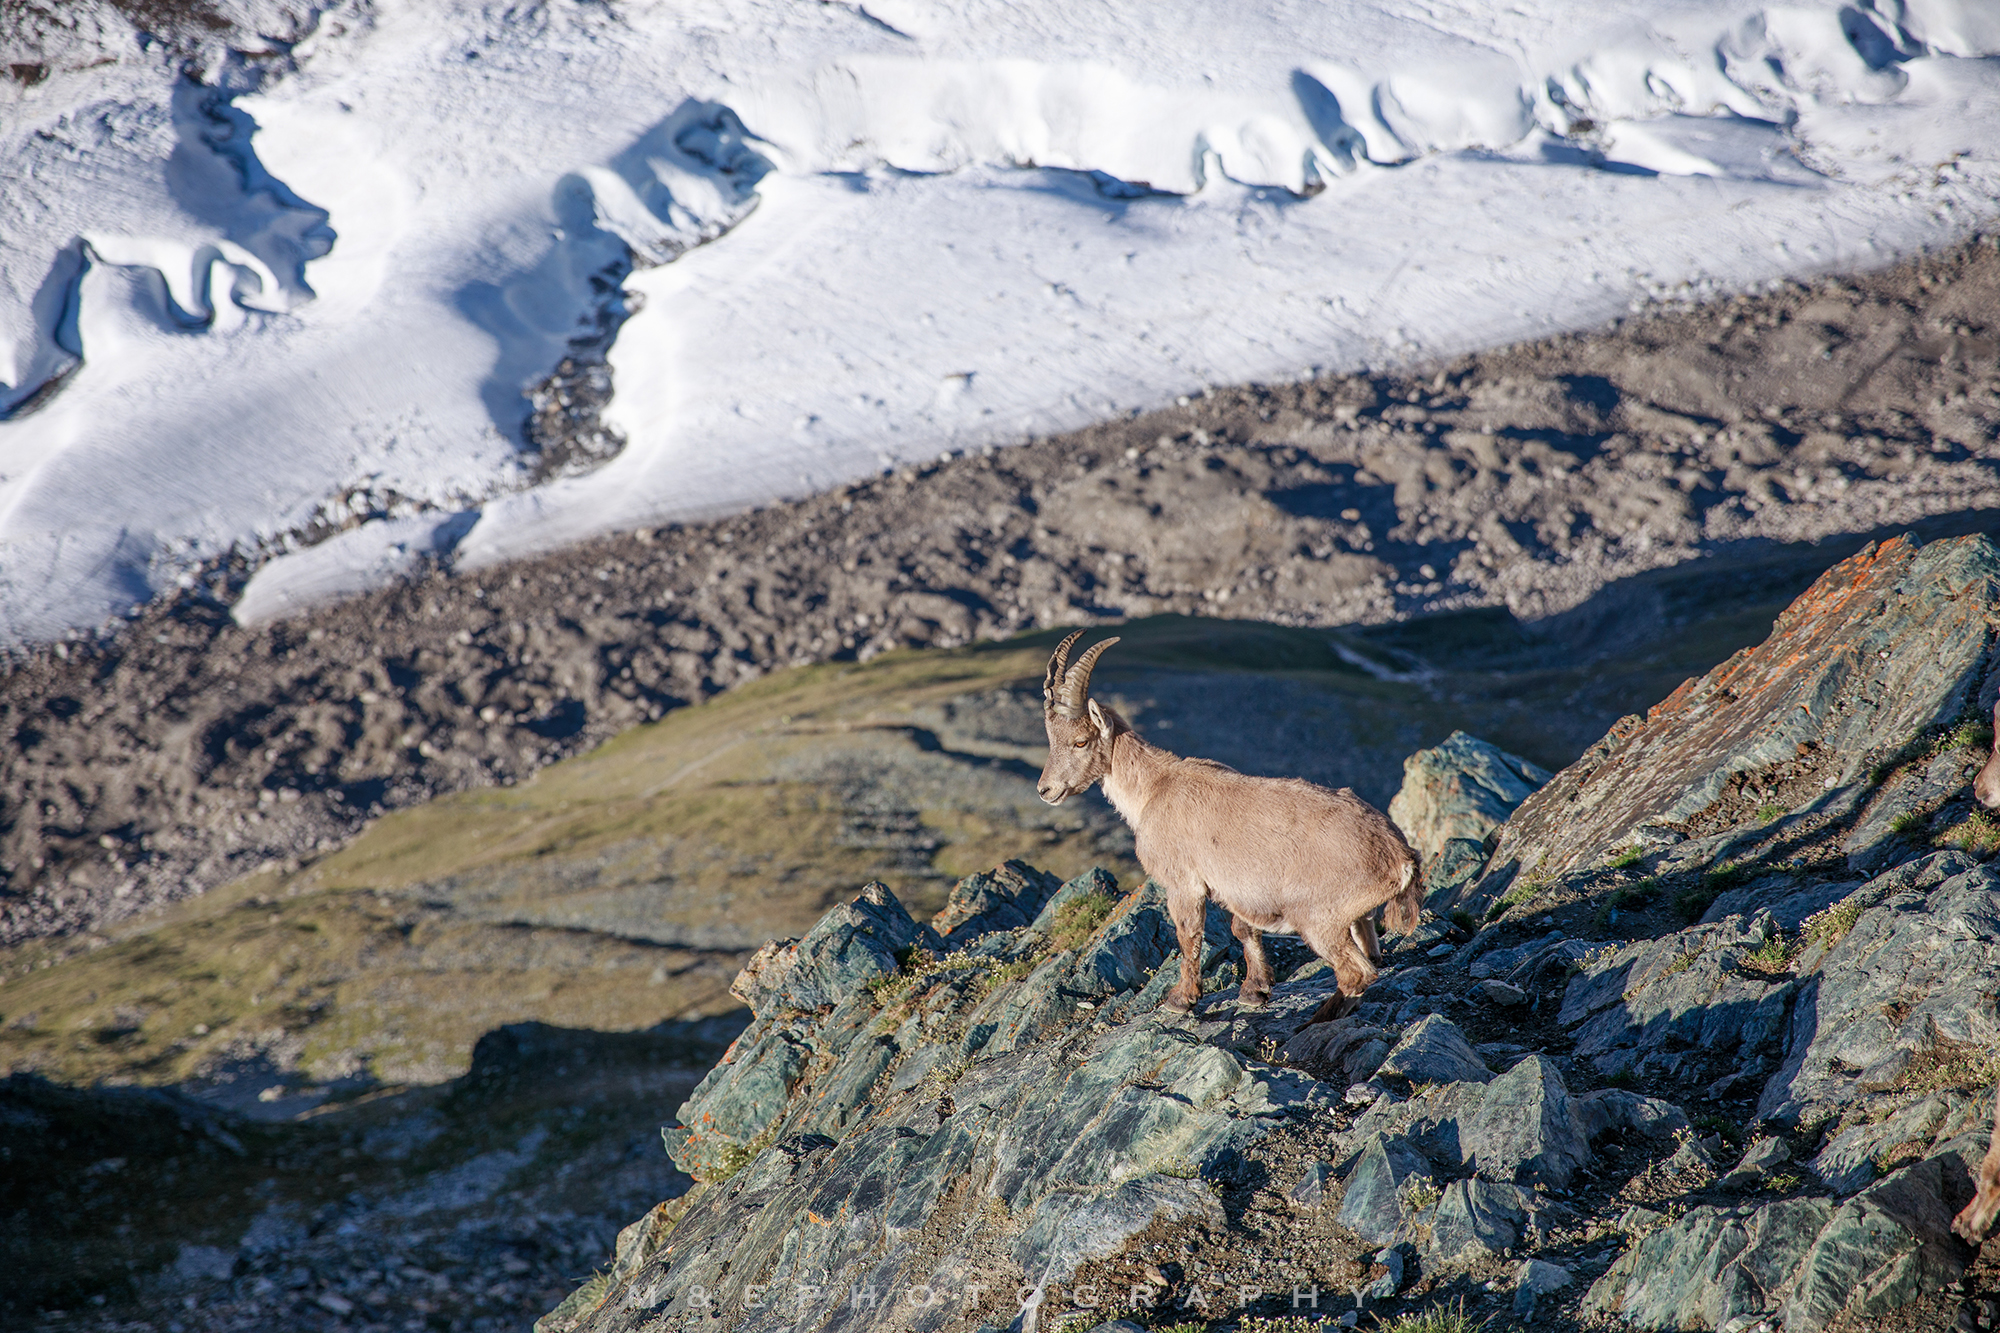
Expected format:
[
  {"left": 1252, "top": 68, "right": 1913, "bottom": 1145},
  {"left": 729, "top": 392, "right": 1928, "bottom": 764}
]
[
  {"left": 1756, "top": 803, "right": 1787, "bottom": 824},
  {"left": 1802, "top": 895, "right": 1866, "bottom": 952},
  {"left": 1659, "top": 947, "right": 1700, "bottom": 979},
  {"left": 1941, "top": 810, "right": 2000, "bottom": 857},
  {"left": 1592, "top": 879, "right": 1659, "bottom": 930},
  {"left": 1694, "top": 1113, "right": 1742, "bottom": 1149},
  {"left": 1675, "top": 864, "right": 1748, "bottom": 922},
  {"left": 866, "top": 946, "right": 944, "bottom": 1007},
  {"left": 1487, "top": 877, "right": 1544, "bottom": 920},
  {"left": 707, "top": 1124, "right": 778, "bottom": 1183},
  {"left": 1887, "top": 810, "right": 1926, "bottom": 838},
  {"left": 1766, "top": 1172, "right": 1802, "bottom": 1193},
  {"left": 1897, "top": 1042, "right": 2000, "bottom": 1098},
  {"left": 1740, "top": 932, "right": 1796, "bottom": 974},
  {"left": 1373, "top": 1297, "right": 1485, "bottom": 1333},
  {"left": 1951, "top": 718, "right": 1996, "bottom": 752},
  {"left": 1399, "top": 1174, "right": 1443, "bottom": 1213},
  {"left": 1047, "top": 891, "right": 1118, "bottom": 951},
  {"left": 1449, "top": 908, "right": 1477, "bottom": 936},
  {"left": 1608, "top": 845, "right": 1645, "bottom": 870},
  {"left": 1156, "top": 1156, "right": 1204, "bottom": 1180},
  {"left": 1604, "top": 1066, "right": 1638, "bottom": 1090}
]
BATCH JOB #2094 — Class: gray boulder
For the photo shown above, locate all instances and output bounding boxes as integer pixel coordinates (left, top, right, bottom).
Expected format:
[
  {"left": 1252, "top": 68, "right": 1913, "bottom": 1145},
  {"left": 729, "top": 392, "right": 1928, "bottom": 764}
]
[
  {"left": 931, "top": 859, "right": 1064, "bottom": 950},
  {"left": 1758, "top": 855, "right": 2000, "bottom": 1126},
  {"left": 1427, "top": 1178, "right": 1547, "bottom": 1264},
  {"left": 1460, "top": 1055, "right": 1591, "bottom": 1190},
  {"left": 1376, "top": 1015, "right": 1493, "bottom": 1087},
  {"left": 1575, "top": 1088, "right": 1691, "bottom": 1143},
  {"left": 1334, "top": 1134, "right": 1434, "bottom": 1245},
  {"left": 1388, "top": 730, "right": 1552, "bottom": 861},
  {"left": 1584, "top": 1149, "right": 1977, "bottom": 1332},
  {"left": 1513, "top": 1258, "right": 1572, "bottom": 1318},
  {"left": 1561, "top": 916, "right": 1794, "bottom": 1083},
  {"left": 1425, "top": 837, "right": 1491, "bottom": 906}
]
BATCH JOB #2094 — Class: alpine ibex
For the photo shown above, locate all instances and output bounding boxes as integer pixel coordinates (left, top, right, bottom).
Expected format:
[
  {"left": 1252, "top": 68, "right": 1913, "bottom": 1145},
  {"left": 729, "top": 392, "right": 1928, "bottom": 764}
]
[
  {"left": 1952, "top": 702, "right": 2000, "bottom": 1245},
  {"left": 1035, "top": 631, "right": 1421, "bottom": 1026}
]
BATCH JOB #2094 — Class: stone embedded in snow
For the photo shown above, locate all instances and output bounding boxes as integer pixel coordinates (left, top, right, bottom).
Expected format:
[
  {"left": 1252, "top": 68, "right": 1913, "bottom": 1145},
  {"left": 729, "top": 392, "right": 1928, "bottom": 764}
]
[
  {"left": 1375, "top": 1014, "right": 1492, "bottom": 1087},
  {"left": 1389, "top": 730, "right": 1552, "bottom": 861}
]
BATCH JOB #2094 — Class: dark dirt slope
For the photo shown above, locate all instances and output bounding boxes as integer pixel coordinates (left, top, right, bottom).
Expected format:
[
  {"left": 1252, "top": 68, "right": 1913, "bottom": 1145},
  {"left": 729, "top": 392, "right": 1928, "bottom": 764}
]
[{"left": 3, "top": 239, "right": 1998, "bottom": 946}]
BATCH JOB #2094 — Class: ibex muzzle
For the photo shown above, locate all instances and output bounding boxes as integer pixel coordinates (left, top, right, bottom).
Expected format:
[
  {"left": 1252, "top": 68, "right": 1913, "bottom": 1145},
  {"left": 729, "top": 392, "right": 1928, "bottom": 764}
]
[{"left": 1036, "top": 631, "right": 1421, "bottom": 1024}]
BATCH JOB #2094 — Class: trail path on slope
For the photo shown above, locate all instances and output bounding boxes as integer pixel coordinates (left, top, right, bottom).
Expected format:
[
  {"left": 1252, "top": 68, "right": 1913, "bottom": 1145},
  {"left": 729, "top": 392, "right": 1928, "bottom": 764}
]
[{"left": 1, "top": 239, "right": 1995, "bottom": 946}]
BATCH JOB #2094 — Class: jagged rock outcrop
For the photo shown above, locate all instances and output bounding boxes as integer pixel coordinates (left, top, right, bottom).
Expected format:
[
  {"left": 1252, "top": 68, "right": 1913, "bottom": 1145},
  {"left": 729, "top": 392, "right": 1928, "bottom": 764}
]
[
  {"left": 1456, "top": 535, "right": 2000, "bottom": 913},
  {"left": 545, "top": 533, "right": 2000, "bottom": 1333},
  {"left": 1388, "top": 730, "right": 1552, "bottom": 861}
]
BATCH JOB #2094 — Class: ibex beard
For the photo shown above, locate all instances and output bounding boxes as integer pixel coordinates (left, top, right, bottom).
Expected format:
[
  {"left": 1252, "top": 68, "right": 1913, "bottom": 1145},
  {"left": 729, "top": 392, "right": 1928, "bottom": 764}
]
[{"left": 1035, "top": 630, "right": 1422, "bottom": 1028}]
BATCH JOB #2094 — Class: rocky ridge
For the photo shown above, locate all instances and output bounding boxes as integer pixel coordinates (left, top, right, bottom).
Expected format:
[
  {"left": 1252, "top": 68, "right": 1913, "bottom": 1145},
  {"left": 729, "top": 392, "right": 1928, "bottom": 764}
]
[
  {"left": 541, "top": 533, "right": 2000, "bottom": 1333},
  {"left": 5, "top": 239, "right": 1999, "bottom": 949}
]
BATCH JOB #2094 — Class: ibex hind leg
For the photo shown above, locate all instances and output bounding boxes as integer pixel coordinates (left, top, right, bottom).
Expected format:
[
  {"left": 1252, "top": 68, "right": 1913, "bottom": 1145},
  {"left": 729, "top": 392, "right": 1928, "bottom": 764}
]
[
  {"left": 1350, "top": 913, "right": 1384, "bottom": 967},
  {"left": 1299, "top": 918, "right": 1380, "bottom": 1030},
  {"left": 1231, "top": 913, "right": 1274, "bottom": 1011}
]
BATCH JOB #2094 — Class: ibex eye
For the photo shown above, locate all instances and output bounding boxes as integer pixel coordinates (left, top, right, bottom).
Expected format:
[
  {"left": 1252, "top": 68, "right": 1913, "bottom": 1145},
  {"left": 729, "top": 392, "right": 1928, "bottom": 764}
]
[{"left": 1073, "top": 739, "right": 1088, "bottom": 747}]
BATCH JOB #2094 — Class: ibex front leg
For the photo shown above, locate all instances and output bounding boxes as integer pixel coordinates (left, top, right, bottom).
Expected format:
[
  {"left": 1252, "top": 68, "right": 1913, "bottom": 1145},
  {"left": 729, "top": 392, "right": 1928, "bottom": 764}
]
[{"left": 1161, "top": 886, "right": 1207, "bottom": 1014}]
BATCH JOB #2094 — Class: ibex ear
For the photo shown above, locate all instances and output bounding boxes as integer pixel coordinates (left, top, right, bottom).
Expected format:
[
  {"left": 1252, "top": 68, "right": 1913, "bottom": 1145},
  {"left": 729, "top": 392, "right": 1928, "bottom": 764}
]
[{"left": 1086, "top": 698, "right": 1114, "bottom": 742}]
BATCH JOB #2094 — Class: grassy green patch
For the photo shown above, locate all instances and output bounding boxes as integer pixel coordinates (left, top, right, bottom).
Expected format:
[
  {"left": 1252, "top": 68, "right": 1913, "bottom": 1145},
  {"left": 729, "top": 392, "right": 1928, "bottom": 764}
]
[
  {"left": 1887, "top": 810, "right": 1926, "bottom": 838},
  {"left": 1591, "top": 879, "right": 1659, "bottom": 930},
  {"left": 1941, "top": 810, "right": 2000, "bottom": 857},
  {"left": 1756, "top": 803, "right": 1787, "bottom": 824},
  {"left": 1951, "top": 718, "right": 1996, "bottom": 751},
  {"left": 1047, "top": 891, "right": 1119, "bottom": 951},
  {"left": 1373, "top": 1298, "right": 1484, "bottom": 1333},
  {"left": 1608, "top": 845, "right": 1645, "bottom": 869},
  {"left": 1802, "top": 895, "right": 1866, "bottom": 952},
  {"left": 1740, "top": 932, "right": 1796, "bottom": 975}
]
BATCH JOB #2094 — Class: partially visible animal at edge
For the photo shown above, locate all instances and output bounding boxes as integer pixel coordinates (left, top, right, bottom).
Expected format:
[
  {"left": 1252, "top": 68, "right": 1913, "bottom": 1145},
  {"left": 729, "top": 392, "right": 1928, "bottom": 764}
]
[
  {"left": 1954, "top": 700, "right": 2000, "bottom": 1246},
  {"left": 1034, "top": 630, "right": 1421, "bottom": 1027}
]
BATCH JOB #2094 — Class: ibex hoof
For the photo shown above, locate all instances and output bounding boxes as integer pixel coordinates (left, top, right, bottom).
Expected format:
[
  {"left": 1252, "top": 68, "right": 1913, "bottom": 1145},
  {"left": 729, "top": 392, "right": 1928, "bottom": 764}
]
[
  {"left": 1236, "top": 992, "right": 1270, "bottom": 1012},
  {"left": 1159, "top": 994, "right": 1197, "bottom": 1015}
]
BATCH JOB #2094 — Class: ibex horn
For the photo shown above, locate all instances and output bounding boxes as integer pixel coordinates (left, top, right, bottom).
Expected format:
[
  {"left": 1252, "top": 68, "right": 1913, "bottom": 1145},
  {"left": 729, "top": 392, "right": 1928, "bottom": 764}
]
[
  {"left": 1043, "top": 630, "right": 1086, "bottom": 712},
  {"left": 1056, "top": 636, "right": 1121, "bottom": 719}
]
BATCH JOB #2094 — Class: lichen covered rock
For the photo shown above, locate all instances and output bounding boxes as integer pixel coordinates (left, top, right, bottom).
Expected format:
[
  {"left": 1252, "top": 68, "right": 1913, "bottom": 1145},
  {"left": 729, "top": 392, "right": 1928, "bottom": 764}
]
[
  {"left": 1388, "top": 730, "right": 1552, "bottom": 861},
  {"left": 1463, "top": 535, "right": 2000, "bottom": 911}
]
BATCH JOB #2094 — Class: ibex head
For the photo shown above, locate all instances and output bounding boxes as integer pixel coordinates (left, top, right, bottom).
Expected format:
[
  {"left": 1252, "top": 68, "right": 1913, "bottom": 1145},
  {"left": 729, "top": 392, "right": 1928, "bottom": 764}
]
[
  {"left": 1977, "top": 700, "right": 2000, "bottom": 810},
  {"left": 1036, "top": 630, "right": 1122, "bottom": 805}
]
